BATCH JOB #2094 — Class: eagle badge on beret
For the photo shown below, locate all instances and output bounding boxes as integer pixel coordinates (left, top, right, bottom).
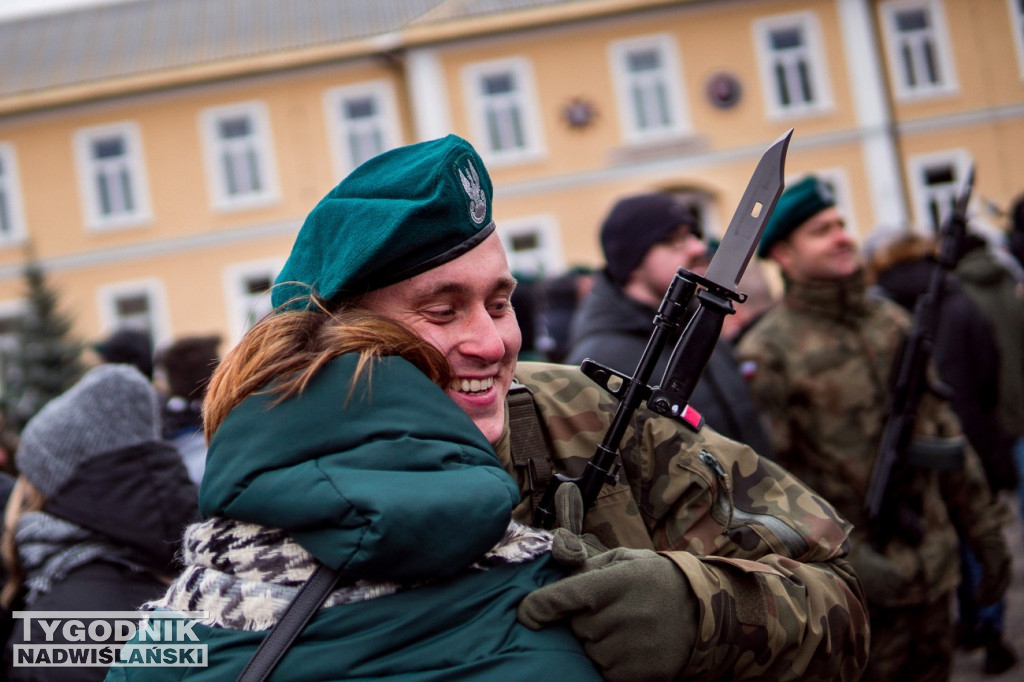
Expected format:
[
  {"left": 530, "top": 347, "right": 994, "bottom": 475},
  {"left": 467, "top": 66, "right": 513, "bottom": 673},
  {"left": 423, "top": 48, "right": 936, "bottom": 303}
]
[
  {"left": 816, "top": 178, "right": 835, "bottom": 204},
  {"left": 459, "top": 160, "right": 488, "bottom": 225}
]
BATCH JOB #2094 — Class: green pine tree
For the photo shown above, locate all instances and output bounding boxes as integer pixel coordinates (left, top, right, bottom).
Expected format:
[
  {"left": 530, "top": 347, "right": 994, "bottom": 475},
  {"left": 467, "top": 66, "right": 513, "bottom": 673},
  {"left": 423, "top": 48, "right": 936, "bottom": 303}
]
[{"left": 1, "top": 260, "right": 85, "bottom": 433}]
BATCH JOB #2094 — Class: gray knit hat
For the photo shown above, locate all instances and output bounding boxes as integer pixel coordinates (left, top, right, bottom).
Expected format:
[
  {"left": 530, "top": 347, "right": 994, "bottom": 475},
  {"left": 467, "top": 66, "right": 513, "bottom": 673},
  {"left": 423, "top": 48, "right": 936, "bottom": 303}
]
[{"left": 16, "top": 364, "right": 161, "bottom": 497}]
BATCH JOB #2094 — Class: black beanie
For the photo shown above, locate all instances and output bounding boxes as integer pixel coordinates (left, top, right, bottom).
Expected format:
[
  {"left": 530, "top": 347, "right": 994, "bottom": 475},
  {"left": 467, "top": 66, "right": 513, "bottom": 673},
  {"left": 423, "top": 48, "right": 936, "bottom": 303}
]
[{"left": 600, "top": 193, "right": 700, "bottom": 286}]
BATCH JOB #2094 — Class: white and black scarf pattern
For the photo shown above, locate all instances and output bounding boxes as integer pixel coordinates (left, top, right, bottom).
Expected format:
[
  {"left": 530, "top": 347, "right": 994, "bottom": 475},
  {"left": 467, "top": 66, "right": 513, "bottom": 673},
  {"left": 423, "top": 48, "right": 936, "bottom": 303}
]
[{"left": 148, "top": 517, "right": 553, "bottom": 632}]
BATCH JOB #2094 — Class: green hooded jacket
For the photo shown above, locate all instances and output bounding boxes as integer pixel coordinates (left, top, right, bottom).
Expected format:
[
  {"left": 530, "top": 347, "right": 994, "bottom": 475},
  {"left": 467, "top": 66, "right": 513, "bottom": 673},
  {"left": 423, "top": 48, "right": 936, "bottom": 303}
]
[{"left": 106, "top": 354, "right": 599, "bottom": 681}]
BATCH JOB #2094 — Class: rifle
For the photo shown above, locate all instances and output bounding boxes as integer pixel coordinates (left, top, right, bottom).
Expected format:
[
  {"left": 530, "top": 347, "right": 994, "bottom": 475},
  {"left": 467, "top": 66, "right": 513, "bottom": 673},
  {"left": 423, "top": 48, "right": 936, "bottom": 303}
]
[
  {"left": 863, "top": 167, "right": 974, "bottom": 544},
  {"left": 533, "top": 129, "right": 792, "bottom": 529}
]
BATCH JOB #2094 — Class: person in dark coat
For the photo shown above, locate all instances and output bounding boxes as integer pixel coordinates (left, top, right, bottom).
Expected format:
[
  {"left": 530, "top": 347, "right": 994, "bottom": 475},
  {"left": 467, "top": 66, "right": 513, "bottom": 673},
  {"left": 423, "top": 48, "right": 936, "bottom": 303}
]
[
  {"left": 867, "top": 231, "right": 1019, "bottom": 675},
  {"left": 153, "top": 334, "right": 221, "bottom": 486},
  {"left": 1, "top": 364, "right": 198, "bottom": 682},
  {"left": 1007, "top": 193, "right": 1024, "bottom": 272},
  {"left": 565, "top": 192, "right": 772, "bottom": 457},
  {"left": 92, "top": 329, "right": 154, "bottom": 380}
]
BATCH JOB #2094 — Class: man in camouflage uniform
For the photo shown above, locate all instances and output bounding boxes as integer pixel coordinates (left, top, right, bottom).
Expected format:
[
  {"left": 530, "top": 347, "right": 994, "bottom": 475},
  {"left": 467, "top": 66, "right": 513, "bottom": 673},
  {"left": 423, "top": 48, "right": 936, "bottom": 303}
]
[
  {"left": 273, "top": 136, "right": 870, "bottom": 680},
  {"left": 735, "top": 175, "right": 1011, "bottom": 681}
]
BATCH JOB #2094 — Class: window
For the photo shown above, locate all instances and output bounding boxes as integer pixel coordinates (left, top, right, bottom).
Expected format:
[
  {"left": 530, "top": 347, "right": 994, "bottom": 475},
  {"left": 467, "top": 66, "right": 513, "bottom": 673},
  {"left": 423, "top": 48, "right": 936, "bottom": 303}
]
[
  {"left": 324, "top": 81, "right": 402, "bottom": 178},
  {"left": 200, "top": 101, "right": 280, "bottom": 210},
  {"left": 498, "top": 216, "right": 564, "bottom": 279},
  {"left": 462, "top": 57, "right": 545, "bottom": 164},
  {"left": 73, "top": 122, "right": 152, "bottom": 229},
  {"left": 223, "top": 259, "right": 282, "bottom": 343},
  {"left": 809, "top": 170, "right": 857, "bottom": 235},
  {"left": 609, "top": 34, "right": 690, "bottom": 143},
  {"left": 1010, "top": 0, "right": 1024, "bottom": 77},
  {"left": 659, "top": 190, "right": 716, "bottom": 240},
  {"left": 908, "top": 151, "right": 972, "bottom": 231},
  {"left": 753, "top": 12, "right": 833, "bottom": 117},
  {"left": 881, "top": 0, "right": 957, "bottom": 98},
  {"left": 0, "top": 144, "right": 27, "bottom": 245},
  {"left": 97, "top": 279, "right": 168, "bottom": 348}
]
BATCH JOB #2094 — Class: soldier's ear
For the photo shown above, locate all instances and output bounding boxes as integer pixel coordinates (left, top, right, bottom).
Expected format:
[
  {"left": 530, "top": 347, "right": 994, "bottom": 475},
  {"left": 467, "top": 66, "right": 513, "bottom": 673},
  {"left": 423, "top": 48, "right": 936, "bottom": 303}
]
[{"left": 768, "top": 240, "right": 794, "bottom": 270}]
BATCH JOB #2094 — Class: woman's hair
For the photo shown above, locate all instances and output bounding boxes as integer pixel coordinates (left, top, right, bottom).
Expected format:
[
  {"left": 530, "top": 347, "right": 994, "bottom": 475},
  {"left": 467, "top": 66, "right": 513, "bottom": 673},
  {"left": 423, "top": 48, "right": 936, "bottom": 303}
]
[
  {"left": 203, "top": 298, "right": 452, "bottom": 439},
  {"left": 1, "top": 477, "right": 46, "bottom": 609}
]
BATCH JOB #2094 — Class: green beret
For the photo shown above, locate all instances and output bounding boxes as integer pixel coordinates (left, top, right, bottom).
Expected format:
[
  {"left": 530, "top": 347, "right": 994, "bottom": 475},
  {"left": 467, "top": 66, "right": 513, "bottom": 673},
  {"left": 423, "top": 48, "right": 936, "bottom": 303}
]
[
  {"left": 757, "top": 174, "right": 836, "bottom": 258},
  {"left": 273, "top": 134, "right": 495, "bottom": 308}
]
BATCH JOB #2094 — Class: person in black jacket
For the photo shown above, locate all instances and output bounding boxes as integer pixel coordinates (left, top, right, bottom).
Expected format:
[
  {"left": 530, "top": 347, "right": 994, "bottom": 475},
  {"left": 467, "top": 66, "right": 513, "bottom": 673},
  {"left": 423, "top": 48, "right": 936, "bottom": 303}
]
[
  {"left": 1, "top": 364, "right": 198, "bottom": 682},
  {"left": 1008, "top": 193, "right": 1024, "bottom": 272},
  {"left": 867, "top": 231, "right": 1019, "bottom": 676},
  {"left": 565, "top": 192, "right": 771, "bottom": 456}
]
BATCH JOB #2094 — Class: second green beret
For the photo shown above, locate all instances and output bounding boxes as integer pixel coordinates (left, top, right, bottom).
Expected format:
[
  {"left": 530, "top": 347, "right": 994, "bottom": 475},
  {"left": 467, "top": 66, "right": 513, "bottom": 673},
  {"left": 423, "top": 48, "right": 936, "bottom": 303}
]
[{"left": 757, "top": 174, "right": 836, "bottom": 258}]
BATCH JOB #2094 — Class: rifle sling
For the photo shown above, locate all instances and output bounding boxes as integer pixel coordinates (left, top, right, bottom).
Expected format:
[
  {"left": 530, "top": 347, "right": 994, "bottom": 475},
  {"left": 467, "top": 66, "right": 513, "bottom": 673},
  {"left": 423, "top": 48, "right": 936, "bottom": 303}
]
[{"left": 507, "top": 384, "right": 552, "bottom": 512}]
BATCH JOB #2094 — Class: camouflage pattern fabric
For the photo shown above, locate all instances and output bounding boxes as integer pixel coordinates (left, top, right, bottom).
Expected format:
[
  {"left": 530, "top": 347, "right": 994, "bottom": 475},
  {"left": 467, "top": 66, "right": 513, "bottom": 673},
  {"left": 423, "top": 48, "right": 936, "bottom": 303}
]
[
  {"left": 735, "top": 271, "right": 1009, "bottom": 678},
  {"left": 496, "top": 361, "right": 870, "bottom": 681},
  {"left": 863, "top": 595, "right": 955, "bottom": 681}
]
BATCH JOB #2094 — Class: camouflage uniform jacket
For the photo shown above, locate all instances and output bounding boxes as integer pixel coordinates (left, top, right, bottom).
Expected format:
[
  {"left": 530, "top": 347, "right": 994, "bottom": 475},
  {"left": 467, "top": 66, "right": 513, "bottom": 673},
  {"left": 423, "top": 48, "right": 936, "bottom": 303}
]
[
  {"left": 495, "top": 361, "right": 869, "bottom": 681},
  {"left": 735, "top": 272, "right": 1006, "bottom": 608}
]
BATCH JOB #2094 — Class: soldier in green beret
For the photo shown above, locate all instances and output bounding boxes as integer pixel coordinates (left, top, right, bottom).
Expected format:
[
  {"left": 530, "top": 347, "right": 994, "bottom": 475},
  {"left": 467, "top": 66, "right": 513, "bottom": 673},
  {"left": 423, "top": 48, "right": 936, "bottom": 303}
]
[
  {"left": 736, "top": 174, "right": 1012, "bottom": 681},
  {"left": 270, "top": 136, "right": 870, "bottom": 680}
]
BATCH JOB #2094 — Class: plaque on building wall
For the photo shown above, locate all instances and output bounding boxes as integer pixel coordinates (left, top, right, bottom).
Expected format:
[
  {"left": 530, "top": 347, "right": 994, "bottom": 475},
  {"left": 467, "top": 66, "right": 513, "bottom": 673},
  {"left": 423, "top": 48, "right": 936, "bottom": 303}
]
[{"left": 705, "top": 72, "right": 742, "bottom": 109}]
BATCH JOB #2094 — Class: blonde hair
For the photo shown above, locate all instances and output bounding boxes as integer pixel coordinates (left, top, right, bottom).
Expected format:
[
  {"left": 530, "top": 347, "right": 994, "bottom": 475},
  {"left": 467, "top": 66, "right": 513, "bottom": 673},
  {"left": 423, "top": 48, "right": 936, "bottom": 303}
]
[
  {"left": 203, "top": 299, "right": 452, "bottom": 440},
  {"left": 1, "top": 477, "right": 46, "bottom": 609}
]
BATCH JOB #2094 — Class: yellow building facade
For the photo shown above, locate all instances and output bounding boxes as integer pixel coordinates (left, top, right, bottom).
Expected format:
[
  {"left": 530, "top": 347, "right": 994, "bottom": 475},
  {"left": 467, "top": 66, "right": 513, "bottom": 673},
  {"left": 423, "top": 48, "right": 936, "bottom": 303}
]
[{"left": 0, "top": 0, "right": 1021, "bottom": 355}]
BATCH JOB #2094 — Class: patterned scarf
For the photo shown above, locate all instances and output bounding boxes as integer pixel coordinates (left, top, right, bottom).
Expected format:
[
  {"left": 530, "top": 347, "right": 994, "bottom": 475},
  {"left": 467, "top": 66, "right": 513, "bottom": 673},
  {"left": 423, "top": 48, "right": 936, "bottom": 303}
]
[
  {"left": 16, "top": 511, "right": 152, "bottom": 606},
  {"left": 148, "top": 517, "right": 553, "bottom": 631}
]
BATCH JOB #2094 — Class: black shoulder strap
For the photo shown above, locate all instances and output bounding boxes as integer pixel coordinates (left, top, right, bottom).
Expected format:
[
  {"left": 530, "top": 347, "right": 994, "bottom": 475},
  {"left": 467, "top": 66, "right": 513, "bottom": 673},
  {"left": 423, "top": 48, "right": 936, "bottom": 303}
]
[
  {"left": 507, "top": 384, "right": 552, "bottom": 512},
  {"left": 236, "top": 564, "right": 341, "bottom": 682}
]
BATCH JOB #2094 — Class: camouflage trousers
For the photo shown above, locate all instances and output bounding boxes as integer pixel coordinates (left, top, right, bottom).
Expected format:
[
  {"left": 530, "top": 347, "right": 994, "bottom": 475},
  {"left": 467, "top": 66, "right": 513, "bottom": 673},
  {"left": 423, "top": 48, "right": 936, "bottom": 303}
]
[{"left": 864, "top": 592, "right": 955, "bottom": 681}]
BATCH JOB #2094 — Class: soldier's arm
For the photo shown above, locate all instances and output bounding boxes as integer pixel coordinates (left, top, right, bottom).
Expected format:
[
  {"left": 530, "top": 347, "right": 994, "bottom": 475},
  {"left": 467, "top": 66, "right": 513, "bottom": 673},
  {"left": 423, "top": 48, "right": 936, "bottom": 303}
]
[
  {"left": 927, "top": 394, "right": 1012, "bottom": 606},
  {"left": 638, "top": 421, "right": 869, "bottom": 680},
  {"left": 512, "top": 362, "right": 869, "bottom": 680}
]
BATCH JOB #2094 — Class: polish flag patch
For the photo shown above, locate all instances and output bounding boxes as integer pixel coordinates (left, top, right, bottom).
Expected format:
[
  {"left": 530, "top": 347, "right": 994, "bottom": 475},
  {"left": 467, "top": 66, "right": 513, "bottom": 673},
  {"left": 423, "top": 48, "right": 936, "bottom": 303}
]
[{"left": 680, "top": 405, "right": 704, "bottom": 431}]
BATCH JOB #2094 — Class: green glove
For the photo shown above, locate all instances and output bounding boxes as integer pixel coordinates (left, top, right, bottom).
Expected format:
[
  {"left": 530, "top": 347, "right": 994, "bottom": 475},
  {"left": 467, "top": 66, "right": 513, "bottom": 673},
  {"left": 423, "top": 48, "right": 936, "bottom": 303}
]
[
  {"left": 550, "top": 483, "right": 608, "bottom": 568},
  {"left": 973, "top": 531, "right": 1010, "bottom": 607},
  {"left": 517, "top": 545, "right": 698, "bottom": 681}
]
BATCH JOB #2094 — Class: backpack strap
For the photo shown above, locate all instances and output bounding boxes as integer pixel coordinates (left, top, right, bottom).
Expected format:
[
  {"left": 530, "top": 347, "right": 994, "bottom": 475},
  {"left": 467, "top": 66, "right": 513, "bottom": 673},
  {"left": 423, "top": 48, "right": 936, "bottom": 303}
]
[
  {"left": 507, "top": 383, "right": 553, "bottom": 513},
  {"left": 236, "top": 564, "right": 341, "bottom": 682}
]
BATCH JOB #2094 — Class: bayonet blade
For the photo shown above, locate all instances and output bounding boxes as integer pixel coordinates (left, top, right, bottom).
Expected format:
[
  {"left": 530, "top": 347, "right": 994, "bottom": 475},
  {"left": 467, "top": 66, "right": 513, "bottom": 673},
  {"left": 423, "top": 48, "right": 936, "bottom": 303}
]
[{"left": 703, "top": 129, "right": 793, "bottom": 291}]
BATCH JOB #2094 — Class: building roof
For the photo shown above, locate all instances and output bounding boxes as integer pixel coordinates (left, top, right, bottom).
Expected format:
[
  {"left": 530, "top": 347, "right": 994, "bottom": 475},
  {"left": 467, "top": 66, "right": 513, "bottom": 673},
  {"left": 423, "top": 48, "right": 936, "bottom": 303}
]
[
  {"left": 0, "top": 0, "right": 444, "bottom": 99},
  {"left": 0, "top": 0, "right": 662, "bottom": 111}
]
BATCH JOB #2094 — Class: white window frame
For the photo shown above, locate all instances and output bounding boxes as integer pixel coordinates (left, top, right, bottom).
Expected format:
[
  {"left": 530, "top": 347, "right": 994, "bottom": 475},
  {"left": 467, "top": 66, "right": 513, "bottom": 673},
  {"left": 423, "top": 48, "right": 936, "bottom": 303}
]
[
  {"left": 608, "top": 34, "right": 691, "bottom": 144},
  {"left": 461, "top": 57, "right": 546, "bottom": 166},
  {"left": 199, "top": 101, "right": 280, "bottom": 211},
  {"left": 0, "top": 143, "right": 28, "bottom": 245},
  {"left": 662, "top": 191, "right": 720, "bottom": 242},
  {"left": 323, "top": 80, "right": 403, "bottom": 179},
  {"left": 907, "top": 150, "right": 973, "bottom": 232},
  {"left": 1009, "top": 0, "right": 1024, "bottom": 79},
  {"left": 96, "top": 278, "right": 170, "bottom": 348},
  {"left": 777, "top": 169, "right": 857, "bottom": 235},
  {"left": 498, "top": 215, "right": 564, "bottom": 279},
  {"left": 73, "top": 122, "right": 152, "bottom": 230},
  {"left": 752, "top": 12, "right": 834, "bottom": 119},
  {"left": 222, "top": 258, "right": 283, "bottom": 344},
  {"left": 880, "top": 0, "right": 958, "bottom": 100},
  {"left": 814, "top": 169, "right": 857, "bottom": 236}
]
